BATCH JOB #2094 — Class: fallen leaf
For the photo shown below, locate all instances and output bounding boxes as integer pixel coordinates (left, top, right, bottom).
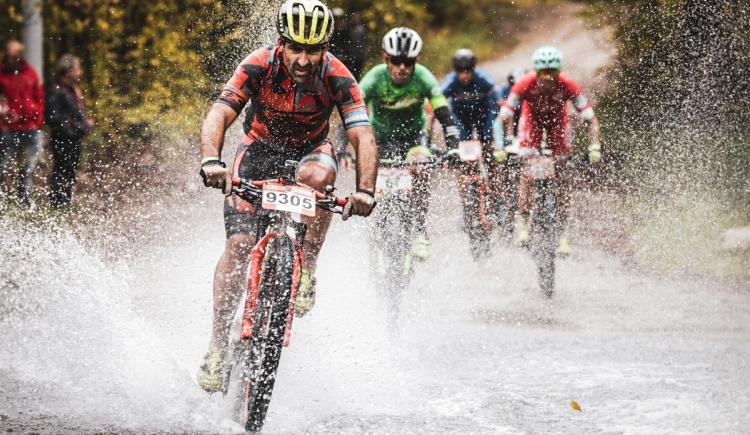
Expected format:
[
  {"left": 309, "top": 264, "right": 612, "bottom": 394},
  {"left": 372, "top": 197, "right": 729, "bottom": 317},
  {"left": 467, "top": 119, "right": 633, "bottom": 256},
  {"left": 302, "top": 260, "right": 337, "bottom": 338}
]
[{"left": 570, "top": 400, "right": 582, "bottom": 412}]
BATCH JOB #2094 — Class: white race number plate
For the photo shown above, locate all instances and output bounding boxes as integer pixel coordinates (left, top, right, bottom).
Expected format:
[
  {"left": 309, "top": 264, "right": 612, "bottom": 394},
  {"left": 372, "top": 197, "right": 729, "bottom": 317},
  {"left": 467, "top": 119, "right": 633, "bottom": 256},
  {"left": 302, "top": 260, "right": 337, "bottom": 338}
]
[
  {"left": 376, "top": 168, "right": 413, "bottom": 194},
  {"left": 458, "top": 140, "right": 482, "bottom": 162},
  {"left": 261, "top": 184, "right": 316, "bottom": 217}
]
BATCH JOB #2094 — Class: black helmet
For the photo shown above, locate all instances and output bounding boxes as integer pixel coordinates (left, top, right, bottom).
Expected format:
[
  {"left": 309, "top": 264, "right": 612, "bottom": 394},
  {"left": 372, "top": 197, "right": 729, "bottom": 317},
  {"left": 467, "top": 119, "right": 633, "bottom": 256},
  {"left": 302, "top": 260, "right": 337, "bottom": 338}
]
[{"left": 452, "top": 48, "right": 476, "bottom": 71}]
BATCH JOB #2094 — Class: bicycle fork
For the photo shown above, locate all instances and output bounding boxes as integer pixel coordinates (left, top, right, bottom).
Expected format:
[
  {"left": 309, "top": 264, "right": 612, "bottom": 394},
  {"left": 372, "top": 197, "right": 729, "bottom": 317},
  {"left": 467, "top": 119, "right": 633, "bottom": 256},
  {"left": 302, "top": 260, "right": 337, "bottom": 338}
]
[{"left": 240, "top": 229, "right": 304, "bottom": 348}]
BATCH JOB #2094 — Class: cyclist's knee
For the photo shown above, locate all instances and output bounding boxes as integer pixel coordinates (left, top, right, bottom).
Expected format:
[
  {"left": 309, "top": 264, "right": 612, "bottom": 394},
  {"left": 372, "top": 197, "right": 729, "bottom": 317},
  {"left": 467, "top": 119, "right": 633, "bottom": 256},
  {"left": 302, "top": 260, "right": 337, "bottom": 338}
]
[{"left": 297, "top": 161, "right": 335, "bottom": 191}]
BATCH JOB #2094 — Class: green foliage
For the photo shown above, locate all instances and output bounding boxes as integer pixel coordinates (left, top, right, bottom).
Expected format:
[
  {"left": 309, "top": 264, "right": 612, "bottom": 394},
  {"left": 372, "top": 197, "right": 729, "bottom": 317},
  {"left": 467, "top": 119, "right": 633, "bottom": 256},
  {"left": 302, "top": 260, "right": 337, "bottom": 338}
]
[
  {"left": 2, "top": 1, "right": 233, "bottom": 164},
  {"left": 331, "top": 0, "right": 527, "bottom": 72},
  {"left": 0, "top": 1, "right": 24, "bottom": 42},
  {"left": 1, "top": 0, "right": 531, "bottom": 168},
  {"left": 590, "top": 0, "right": 750, "bottom": 206}
]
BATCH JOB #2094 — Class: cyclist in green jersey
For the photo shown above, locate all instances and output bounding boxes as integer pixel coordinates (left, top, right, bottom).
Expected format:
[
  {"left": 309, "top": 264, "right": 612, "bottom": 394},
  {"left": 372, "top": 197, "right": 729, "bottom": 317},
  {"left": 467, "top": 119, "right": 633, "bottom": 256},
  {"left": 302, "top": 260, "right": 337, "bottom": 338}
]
[{"left": 359, "top": 27, "right": 460, "bottom": 260}]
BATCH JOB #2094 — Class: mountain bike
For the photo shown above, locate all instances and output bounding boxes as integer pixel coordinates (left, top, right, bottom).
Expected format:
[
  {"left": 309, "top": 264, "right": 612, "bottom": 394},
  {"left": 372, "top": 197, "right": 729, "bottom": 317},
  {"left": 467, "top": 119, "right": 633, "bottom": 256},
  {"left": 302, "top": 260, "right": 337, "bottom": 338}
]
[
  {"left": 518, "top": 147, "right": 562, "bottom": 297},
  {"left": 369, "top": 155, "right": 441, "bottom": 329},
  {"left": 495, "top": 145, "right": 522, "bottom": 241},
  {"left": 223, "top": 161, "right": 346, "bottom": 432},
  {"left": 453, "top": 139, "right": 494, "bottom": 260}
]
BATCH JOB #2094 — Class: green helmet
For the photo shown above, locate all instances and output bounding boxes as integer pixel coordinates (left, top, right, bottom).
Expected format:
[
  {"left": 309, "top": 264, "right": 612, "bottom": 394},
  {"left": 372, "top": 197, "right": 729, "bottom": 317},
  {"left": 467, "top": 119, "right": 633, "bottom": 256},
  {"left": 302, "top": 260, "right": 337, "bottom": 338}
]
[
  {"left": 532, "top": 46, "right": 562, "bottom": 71},
  {"left": 277, "top": 0, "right": 334, "bottom": 46}
]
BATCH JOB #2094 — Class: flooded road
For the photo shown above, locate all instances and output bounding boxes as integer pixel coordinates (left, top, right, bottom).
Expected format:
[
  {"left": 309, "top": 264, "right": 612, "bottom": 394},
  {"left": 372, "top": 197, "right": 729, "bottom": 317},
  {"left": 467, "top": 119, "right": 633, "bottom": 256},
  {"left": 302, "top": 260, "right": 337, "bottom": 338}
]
[
  {"left": 1, "top": 175, "right": 749, "bottom": 433},
  {"left": 2, "top": 2, "right": 748, "bottom": 434}
]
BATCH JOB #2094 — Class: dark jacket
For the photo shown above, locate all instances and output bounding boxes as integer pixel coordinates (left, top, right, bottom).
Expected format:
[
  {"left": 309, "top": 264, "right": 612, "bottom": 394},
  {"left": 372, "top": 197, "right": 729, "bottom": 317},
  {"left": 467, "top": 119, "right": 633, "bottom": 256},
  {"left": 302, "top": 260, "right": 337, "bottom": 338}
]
[
  {"left": 0, "top": 60, "right": 44, "bottom": 131},
  {"left": 329, "top": 21, "right": 368, "bottom": 79},
  {"left": 45, "top": 81, "right": 90, "bottom": 140}
]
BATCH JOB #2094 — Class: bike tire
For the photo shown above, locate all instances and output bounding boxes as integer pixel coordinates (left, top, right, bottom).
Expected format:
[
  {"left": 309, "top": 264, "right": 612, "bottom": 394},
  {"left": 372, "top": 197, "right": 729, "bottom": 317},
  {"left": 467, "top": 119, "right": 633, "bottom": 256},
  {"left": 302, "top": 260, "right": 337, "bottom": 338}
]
[
  {"left": 463, "top": 182, "right": 491, "bottom": 260},
  {"left": 239, "top": 234, "right": 295, "bottom": 432},
  {"left": 369, "top": 196, "right": 411, "bottom": 330},
  {"left": 531, "top": 185, "right": 558, "bottom": 298}
]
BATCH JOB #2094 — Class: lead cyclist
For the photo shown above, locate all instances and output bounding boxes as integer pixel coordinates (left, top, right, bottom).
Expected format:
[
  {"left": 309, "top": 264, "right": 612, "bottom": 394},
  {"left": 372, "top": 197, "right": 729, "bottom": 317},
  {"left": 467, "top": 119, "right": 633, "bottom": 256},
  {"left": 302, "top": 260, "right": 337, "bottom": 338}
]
[{"left": 196, "top": 0, "right": 378, "bottom": 393}]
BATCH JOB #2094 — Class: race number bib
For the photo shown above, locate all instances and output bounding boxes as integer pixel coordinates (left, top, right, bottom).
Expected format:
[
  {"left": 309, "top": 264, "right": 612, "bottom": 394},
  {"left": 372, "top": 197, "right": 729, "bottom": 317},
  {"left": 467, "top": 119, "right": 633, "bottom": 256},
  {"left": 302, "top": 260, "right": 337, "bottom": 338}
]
[
  {"left": 376, "top": 168, "right": 412, "bottom": 194},
  {"left": 458, "top": 140, "right": 482, "bottom": 162},
  {"left": 261, "top": 184, "right": 316, "bottom": 217},
  {"left": 523, "top": 156, "right": 556, "bottom": 181}
]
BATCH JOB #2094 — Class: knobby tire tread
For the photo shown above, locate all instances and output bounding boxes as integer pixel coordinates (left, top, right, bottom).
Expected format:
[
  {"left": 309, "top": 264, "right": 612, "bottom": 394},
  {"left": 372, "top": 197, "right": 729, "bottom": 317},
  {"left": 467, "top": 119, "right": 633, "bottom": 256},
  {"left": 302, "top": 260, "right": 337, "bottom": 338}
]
[{"left": 243, "top": 235, "right": 295, "bottom": 432}]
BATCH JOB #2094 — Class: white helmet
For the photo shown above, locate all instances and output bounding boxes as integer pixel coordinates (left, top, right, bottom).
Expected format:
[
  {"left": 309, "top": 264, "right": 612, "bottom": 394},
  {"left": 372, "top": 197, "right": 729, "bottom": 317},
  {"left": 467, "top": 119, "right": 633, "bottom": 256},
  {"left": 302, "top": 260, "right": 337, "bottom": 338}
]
[
  {"left": 382, "top": 27, "right": 423, "bottom": 58},
  {"left": 532, "top": 46, "right": 563, "bottom": 71}
]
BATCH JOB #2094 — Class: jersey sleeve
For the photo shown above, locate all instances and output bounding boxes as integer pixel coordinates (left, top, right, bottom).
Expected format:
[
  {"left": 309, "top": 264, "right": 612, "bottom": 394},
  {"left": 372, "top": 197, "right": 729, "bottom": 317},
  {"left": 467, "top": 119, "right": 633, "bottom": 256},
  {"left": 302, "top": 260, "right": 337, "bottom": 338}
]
[
  {"left": 475, "top": 69, "right": 502, "bottom": 101},
  {"left": 560, "top": 74, "right": 595, "bottom": 120},
  {"left": 499, "top": 73, "right": 533, "bottom": 120},
  {"left": 417, "top": 65, "right": 448, "bottom": 110},
  {"left": 358, "top": 66, "right": 377, "bottom": 104},
  {"left": 440, "top": 73, "right": 457, "bottom": 98},
  {"left": 216, "top": 48, "right": 270, "bottom": 114},
  {"left": 327, "top": 56, "right": 370, "bottom": 130}
]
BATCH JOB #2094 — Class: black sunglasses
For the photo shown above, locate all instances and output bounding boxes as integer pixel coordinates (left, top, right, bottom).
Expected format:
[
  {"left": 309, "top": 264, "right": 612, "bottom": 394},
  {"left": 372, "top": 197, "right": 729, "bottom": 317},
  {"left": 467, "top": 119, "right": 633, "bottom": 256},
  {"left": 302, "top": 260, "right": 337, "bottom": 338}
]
[{"left": 388, "top": 56, "right": 416, "bottom": 67}]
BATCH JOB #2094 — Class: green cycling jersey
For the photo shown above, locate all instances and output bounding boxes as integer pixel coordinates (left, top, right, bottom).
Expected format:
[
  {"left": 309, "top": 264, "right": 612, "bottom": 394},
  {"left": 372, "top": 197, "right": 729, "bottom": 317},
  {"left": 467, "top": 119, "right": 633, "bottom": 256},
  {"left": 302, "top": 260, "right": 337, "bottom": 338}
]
[{"left": 359, "top": 63, "right": 448, "bottom": 141}]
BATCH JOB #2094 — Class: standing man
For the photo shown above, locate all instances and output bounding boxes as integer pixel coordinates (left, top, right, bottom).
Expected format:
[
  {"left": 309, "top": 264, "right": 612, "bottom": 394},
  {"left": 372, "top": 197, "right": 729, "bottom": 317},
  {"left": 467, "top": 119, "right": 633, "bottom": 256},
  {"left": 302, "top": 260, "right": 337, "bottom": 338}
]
[
  {"left": 46, "top": 54, "right": 93, "bottom": 208},
  {"left": 328, "top": 8, "right": 368, "bottom": 80},
  {"left": 500, "top": 46, "right": 602, "bottom": 254},
  {"left": 328, "top": 7, "right": 369, "bottom": 167},
  {"left": 359, "top": 27, "right": 461, "bottom": 260},
  {"left": 196, "top": 0, "right": 378, "bottom": 392},
  {"left": 0, "top": 40, "right": 44, "bottom": 208}
]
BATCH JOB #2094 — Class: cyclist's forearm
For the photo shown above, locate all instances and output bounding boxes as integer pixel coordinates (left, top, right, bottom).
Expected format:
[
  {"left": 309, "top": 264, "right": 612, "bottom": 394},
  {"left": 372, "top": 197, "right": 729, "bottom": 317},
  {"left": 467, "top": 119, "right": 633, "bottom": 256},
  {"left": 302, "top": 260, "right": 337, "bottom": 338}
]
[
  {"left": 347, "top": 126, "right": 378, "bottom": 191},
  {"left": 433, "top": 106, "right": 459, "bottom": 143},
  {"left": 503, "top": 117, "right": 514, "bottom": 139},
  {"left": 200, "top": 103, "right": 238, "bottom": 160}
]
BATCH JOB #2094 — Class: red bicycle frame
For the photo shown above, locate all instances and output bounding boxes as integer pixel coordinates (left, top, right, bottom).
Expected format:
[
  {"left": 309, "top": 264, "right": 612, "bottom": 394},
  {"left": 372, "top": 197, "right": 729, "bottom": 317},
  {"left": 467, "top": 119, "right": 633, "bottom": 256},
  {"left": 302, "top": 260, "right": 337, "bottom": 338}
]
[{"left": 232, "top": 177, "right": 346, "bottom": 347}]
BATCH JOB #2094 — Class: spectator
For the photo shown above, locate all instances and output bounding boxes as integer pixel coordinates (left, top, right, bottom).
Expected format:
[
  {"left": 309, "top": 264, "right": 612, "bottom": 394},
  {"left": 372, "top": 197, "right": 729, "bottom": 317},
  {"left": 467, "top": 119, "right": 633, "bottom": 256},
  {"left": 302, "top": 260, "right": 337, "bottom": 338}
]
[
  {"left": 328, "top": 8, "right": 368, "bottom": 80},
  {"left": 0, "top": 40, "right": 44, "bottom": 208},
  {"left": 46, "top": 54, "right": 92, "bottom": 208},
  {"left": 328, "top": 9, "right": 369, "bottom": 168}
]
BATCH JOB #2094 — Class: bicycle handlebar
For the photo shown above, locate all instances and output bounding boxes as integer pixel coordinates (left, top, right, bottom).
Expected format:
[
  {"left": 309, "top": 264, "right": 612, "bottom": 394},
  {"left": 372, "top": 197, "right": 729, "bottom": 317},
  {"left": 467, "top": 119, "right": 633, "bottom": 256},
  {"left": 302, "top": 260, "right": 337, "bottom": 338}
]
[
  {"left": 230, "top": 177, "right": 348, "bottom": 212},
  {"left": 379, "top": 157, "right": 446, "bottom": 169}
]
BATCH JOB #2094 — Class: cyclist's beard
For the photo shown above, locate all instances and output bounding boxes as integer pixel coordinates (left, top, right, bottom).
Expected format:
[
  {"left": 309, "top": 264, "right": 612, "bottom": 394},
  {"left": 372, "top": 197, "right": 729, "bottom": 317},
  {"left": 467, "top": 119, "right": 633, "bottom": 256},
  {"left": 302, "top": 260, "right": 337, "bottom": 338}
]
[
  {"left": 392, "top": 69, "right": 412, "bottom": 85},
  {"left": 291, "top": 62, "right": 314, "bottom": 84},
  {"left": 539, "top": 77, "right": 556, "bottom": 92}
]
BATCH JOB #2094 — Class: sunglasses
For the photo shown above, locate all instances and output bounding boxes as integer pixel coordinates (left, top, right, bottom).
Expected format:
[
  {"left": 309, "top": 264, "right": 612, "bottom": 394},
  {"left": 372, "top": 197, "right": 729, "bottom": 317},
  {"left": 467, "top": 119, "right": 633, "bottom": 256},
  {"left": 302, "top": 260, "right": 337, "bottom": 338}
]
[{"left": 388, "top": 56, "right": 416, "bottom": 67}]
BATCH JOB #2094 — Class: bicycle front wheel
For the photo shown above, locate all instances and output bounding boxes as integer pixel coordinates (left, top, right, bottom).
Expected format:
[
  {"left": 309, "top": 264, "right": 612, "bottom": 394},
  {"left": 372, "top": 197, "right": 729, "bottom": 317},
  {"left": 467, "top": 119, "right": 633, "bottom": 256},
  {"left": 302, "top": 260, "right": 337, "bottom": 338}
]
[
  {"left": 530, "top": 184, "right": 559, "bottom": 298},
  {"left": 239, "top": 234, "right": 295, "bottom": 432}
]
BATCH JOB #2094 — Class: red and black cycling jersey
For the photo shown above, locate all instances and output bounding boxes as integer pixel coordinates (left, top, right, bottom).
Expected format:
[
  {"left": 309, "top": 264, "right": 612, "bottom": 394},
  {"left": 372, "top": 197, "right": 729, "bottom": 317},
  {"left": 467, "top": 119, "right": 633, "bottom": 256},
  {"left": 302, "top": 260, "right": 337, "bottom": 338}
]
[{"left": 217, "top": 44, "right": 370, "bottom": 149}]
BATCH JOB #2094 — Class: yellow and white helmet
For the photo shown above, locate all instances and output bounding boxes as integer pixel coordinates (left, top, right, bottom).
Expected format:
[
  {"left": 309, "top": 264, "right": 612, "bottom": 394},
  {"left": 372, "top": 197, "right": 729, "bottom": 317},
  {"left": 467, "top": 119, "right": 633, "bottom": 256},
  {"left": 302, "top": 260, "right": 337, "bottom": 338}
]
[{"left": 277, "top": 0, "right": 335, "bottom": 46}]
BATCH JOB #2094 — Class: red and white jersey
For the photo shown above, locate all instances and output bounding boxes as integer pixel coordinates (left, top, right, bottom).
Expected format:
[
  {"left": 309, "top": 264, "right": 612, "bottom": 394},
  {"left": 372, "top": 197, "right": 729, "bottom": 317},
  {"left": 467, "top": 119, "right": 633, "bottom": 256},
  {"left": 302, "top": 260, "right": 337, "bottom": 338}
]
[{"left": 499, "top": 72, "right": 594, "bottom": 125}]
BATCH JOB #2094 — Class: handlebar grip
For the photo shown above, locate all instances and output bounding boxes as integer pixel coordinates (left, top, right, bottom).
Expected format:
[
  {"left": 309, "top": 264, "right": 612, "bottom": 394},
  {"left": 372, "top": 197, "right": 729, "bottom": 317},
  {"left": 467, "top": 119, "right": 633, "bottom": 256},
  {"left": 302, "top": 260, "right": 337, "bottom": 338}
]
[
  {"left": 231, "top": 176, "right": 242, "bottom": 187},
  {"left": 335, "top": 197, "right": 348, "bottom": 207}
]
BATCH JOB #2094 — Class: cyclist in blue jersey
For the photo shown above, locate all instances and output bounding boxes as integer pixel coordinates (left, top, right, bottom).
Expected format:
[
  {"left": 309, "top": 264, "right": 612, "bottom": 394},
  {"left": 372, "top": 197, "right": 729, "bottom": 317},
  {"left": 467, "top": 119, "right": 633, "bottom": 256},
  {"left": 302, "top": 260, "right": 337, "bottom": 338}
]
[
  {"left": 441, "top": 49, "right": 505, "bottom": 224},
  {"left": 441, "top": 49, "right": 503, "bottom": 151}
]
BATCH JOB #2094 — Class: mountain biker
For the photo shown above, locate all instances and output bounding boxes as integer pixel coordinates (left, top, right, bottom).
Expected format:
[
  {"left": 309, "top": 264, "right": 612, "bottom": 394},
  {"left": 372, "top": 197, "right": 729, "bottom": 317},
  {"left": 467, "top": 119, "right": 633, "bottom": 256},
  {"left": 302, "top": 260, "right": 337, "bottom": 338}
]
[
  {"left": 499, "top": 46, "right": 601, "bottom": 254},
  {"left": 358, "top": 27, "right": 460, "bottom": 260},
  {"left": 440, "top": 48, "right": 504, "bottom": 222},
  {"left": 196, "top": 0, "right": 378, "bottom": 393}
]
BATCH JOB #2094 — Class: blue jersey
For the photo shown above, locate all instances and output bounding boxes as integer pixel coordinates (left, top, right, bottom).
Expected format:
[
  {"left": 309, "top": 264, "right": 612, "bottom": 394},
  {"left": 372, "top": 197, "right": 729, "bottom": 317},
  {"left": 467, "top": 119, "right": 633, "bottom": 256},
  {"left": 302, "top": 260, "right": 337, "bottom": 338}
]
[{"left": 441, "top": 68, "right": 501, "bottom": 119}]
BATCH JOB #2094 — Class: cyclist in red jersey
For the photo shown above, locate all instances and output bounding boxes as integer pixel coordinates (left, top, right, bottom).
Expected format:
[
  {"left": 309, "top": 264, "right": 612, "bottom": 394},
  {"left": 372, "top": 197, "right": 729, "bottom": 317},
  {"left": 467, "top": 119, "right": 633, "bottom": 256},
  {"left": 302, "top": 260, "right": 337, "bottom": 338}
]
[
  {"left": 196, "top": 0, "right": 378, "bottom": 393},
  {"left": 499, "top": 46, "right": 602, "bottom": 253}
]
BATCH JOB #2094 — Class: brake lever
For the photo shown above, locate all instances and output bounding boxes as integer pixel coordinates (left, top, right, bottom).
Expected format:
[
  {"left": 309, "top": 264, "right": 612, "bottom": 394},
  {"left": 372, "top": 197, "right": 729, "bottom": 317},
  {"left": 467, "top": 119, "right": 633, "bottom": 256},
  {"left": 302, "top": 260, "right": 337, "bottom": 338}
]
[{"left": 316, "top": 198, "right": 344, "bottom": 215}]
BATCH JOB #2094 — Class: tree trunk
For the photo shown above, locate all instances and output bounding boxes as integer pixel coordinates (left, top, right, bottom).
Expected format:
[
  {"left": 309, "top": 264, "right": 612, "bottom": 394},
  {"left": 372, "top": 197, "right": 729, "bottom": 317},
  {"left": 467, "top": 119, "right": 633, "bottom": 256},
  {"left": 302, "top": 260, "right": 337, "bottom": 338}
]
[{"left": 21, "top": 0, "right": 44, "bottom": 81}]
